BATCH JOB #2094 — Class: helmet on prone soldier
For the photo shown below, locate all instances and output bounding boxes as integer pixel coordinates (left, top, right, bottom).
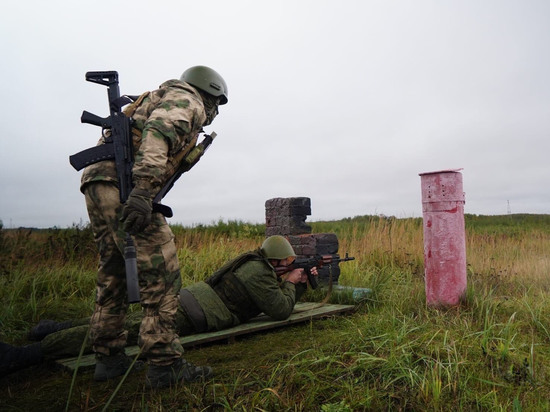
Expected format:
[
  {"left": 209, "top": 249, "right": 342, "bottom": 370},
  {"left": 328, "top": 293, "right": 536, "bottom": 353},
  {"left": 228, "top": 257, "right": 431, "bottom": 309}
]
[
  {"left": 180, "top": 65, "right": 228, "bottom": 105},
  {"left": 261, "top": 236, "right": 296, "bottom": 260}
]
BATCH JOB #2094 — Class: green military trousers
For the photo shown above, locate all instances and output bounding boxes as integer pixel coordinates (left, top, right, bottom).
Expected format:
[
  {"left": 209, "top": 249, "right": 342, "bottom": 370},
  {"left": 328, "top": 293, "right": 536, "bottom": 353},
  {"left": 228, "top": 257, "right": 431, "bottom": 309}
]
[{"left": 40, "top": 309, "right": 196, "bottom": 360}]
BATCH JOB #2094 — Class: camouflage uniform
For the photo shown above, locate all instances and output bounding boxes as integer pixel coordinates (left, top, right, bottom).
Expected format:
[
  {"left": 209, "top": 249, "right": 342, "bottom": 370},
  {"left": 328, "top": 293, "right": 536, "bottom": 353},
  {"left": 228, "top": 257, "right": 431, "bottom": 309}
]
[
  {"left": 39, "top": 251, "right": 306, "bottom": 359},
  {"left": 81, "top": 80, "right": 208, "bottom": 366}
]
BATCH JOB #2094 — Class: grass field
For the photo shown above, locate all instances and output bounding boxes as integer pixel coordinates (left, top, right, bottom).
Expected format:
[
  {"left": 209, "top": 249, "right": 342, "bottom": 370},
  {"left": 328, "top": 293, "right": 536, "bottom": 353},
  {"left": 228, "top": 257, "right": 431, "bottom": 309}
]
[{"left": 1, "top": 214, "right": 549, "bottom": 411}]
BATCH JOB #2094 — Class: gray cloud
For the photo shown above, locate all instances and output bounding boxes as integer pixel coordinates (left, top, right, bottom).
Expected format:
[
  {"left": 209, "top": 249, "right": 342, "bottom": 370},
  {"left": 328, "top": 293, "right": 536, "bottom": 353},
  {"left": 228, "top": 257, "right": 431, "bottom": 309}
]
[{"left": 1, "top": 0, "right": 548, "bottom": 228}]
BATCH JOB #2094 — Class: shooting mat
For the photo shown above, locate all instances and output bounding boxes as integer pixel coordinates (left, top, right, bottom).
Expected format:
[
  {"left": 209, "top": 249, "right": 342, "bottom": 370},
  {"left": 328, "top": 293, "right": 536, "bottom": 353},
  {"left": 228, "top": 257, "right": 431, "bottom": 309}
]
[{"left": 56, "top": 302, "right": 355, "bottom": 371}]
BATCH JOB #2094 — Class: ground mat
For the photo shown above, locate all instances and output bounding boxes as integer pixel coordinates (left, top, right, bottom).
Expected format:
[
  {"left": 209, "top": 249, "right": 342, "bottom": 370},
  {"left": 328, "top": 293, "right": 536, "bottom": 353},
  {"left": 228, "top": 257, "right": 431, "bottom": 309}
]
[{"left": 56, "top": 302, "right": 355, "bottom": 371}]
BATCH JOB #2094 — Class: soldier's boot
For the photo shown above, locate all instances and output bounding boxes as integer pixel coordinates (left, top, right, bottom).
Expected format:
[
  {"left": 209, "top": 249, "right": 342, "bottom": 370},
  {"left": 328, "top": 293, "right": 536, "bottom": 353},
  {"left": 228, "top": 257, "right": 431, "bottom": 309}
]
[
  {"left": 0, "top": 342, "right": 42, "bottom": 376},
  {"left": 94, "top": 351, "right": 145, "bottom": 382},
  {"left": 28, "top": 320, "right": 73, "bottom": 341},
  {"left": 145, "top": 358, "right": 213, "bottom": 389}
]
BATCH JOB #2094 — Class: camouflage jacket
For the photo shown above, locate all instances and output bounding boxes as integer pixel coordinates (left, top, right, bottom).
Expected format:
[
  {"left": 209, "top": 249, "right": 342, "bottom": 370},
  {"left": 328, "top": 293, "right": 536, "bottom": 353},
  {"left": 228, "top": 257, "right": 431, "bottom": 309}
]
[{"left": 80, "top": 79, "right": 207, "bottom": 196}]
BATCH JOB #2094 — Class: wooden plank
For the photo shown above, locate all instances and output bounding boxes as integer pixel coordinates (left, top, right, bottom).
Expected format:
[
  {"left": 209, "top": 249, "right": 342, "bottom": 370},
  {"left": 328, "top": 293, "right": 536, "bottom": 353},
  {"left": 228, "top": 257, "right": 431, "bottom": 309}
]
[{"left": 56, "top": 302, "right": 355, "bottom": 371}]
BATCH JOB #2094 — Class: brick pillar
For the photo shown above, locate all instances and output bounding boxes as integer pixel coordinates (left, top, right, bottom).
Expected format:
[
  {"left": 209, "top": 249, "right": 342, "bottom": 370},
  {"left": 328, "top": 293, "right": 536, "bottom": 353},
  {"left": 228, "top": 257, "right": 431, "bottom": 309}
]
[{"left": 265, "top": 197, "right": 341, "bottom": 284}]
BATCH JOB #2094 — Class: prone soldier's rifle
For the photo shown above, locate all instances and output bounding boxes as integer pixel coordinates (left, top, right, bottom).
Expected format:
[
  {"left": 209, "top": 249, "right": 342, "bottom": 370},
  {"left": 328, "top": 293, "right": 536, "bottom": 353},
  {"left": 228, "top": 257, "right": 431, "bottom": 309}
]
[
  {"left": 69, "top": 71, "right": 216, "bottom": 303},
  {"left": 274, "top": 253, "right": 355, "bottom": 289}
]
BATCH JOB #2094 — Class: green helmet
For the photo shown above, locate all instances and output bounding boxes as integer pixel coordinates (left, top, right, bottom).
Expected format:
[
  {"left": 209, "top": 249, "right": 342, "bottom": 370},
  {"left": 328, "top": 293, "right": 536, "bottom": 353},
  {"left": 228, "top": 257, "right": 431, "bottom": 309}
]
[
  {"left": 180, "top": 65, "right": 228, "bottom": 105},
  {"left": 261, "top": 235, "right": 296, "bottom": 260}
]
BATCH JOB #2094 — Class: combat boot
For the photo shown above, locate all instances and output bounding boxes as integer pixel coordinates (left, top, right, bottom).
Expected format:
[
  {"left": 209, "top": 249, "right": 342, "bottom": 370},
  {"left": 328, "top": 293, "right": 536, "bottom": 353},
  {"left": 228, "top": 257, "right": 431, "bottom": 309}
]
[
  {"left": 146, "top": 358, "right": 213, "bottom": 389},
  {"left": 28, "top": 319, "right": 73, "bottom": 341},
  {"left": 0, "top": 342, "right": 42, "bottom": 376},
  {"left": 94, "top": 351, "right": 144, "bottom": 381}
]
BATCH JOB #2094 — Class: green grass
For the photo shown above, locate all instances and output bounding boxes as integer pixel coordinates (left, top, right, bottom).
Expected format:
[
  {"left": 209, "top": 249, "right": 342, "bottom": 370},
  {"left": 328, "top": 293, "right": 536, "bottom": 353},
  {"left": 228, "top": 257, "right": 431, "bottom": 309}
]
[{"left": 1, "top": 215, "right": 550, "bottom": 410}]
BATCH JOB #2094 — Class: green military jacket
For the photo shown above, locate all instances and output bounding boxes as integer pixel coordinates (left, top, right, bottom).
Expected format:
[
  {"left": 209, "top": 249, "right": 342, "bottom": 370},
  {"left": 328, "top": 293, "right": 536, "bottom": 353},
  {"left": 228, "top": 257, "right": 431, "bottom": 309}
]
[{"left": 184, "top": 251, "right": 306, "bottom": 332}]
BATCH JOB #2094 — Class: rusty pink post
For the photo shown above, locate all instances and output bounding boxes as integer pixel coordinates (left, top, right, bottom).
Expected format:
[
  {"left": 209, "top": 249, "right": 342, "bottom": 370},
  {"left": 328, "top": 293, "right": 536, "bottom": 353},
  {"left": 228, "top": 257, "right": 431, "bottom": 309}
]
[{"left": 419, "top": 169, "right": 467, "bottom": 306}]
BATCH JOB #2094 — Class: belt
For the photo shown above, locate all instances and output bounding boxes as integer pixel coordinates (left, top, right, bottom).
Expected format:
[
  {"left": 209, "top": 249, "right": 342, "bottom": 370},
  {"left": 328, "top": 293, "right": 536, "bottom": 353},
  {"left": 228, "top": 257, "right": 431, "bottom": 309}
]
[{"left": 178, "top": 289, "right": 208, "bottom": 333}]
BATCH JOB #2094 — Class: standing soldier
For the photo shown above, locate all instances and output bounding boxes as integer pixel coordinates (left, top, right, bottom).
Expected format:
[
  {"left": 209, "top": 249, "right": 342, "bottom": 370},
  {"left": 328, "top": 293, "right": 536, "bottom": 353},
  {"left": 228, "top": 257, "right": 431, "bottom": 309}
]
[{"left": 81, "top": 66, "right": 228, "bottom": 388}]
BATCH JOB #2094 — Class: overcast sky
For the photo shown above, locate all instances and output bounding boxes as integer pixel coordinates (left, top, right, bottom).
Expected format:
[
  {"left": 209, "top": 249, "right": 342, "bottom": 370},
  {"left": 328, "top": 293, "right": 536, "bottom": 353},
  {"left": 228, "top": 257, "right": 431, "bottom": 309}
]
[{"left": 1, "top": 0, "right": 548, "bottom": 228}]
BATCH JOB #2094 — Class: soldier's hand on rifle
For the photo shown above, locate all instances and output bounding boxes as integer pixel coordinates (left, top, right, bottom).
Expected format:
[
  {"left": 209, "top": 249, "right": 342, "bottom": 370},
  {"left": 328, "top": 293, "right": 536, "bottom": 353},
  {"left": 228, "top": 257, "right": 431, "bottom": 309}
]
[
  {"left": 121, "top": 188, "right": 152, "bottom": 234},
  {"left": 285, "top": 268, "right": 307, "bottom": 284},
  {"left": 307, "top": 266, "right": 319, "bottom": 287}
]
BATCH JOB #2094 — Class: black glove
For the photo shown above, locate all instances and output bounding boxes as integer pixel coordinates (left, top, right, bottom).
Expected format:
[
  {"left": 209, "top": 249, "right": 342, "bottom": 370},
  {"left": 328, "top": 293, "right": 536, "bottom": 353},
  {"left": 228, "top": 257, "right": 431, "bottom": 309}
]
[{"left": 121, "top": 188, "right": 152, "bottom": 234}]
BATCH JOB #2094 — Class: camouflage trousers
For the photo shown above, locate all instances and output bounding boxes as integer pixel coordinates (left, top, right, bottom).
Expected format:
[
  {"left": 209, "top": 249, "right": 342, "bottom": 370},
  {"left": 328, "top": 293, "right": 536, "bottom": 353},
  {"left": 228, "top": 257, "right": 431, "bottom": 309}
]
[{"left": 84, "top": 182, "right": 184, "bottom": 365}]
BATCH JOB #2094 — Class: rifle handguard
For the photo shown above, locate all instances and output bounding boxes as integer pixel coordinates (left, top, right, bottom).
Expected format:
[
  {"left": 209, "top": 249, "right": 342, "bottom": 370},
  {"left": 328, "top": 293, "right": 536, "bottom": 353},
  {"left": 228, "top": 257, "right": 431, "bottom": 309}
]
[{"left": 274, "top": 253, "right": 355, "bottom": 290}]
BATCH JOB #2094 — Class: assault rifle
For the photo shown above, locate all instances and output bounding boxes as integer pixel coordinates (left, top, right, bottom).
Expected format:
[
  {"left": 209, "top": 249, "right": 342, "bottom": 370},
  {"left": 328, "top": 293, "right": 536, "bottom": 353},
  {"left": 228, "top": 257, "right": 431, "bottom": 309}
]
[
  {"left": 69, "top": 71, "right": 140, "bottom": 303},
  {"left": 69, "top": 71, "right": 134, "bottom": 198},
  {"left": 274, "top": 253, "right": 355, "bottom": 289}
]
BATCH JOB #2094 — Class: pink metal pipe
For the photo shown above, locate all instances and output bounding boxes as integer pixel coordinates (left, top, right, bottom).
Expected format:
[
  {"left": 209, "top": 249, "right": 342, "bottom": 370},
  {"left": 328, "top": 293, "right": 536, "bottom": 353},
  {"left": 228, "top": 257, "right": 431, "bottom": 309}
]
[{"left": 419, "top": 169, "right": 467, "bottom": 306}]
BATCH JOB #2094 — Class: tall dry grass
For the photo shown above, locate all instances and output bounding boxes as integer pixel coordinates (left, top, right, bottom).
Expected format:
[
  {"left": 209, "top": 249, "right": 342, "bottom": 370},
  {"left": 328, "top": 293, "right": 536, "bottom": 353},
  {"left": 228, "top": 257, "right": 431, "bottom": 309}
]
[{"left": 1, "top": 215, "right": 550, "bottom": 410}]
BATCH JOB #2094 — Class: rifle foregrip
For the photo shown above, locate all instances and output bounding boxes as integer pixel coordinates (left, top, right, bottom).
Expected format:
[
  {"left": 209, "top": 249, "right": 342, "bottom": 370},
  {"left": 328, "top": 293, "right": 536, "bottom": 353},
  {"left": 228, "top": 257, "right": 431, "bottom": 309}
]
[{"left": 81, "top": 111, "right": 110, "bottom": 128}]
